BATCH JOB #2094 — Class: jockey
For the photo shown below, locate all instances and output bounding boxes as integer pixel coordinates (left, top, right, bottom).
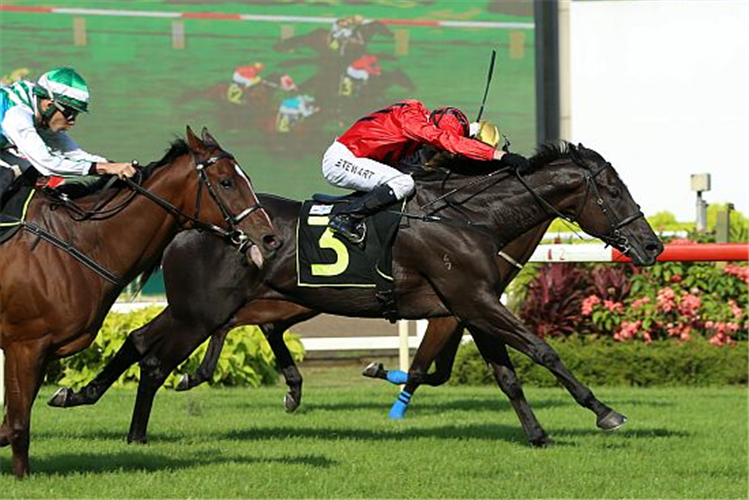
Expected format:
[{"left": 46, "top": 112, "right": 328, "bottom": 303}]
[
  {"left": 0, "top": 67, "right": 136, "bottom": 201},
  {"left": 328, "top": 15, "right": 365, "bottom": 54},
  {"left": 346, "top": 54, "right": 381, "bottom": 82},
  {"left": 321, "top": 99, "right": 528, "bottom": 244},
  {"left": 232, "top": 63, "right": 265, "bottom": 88}
]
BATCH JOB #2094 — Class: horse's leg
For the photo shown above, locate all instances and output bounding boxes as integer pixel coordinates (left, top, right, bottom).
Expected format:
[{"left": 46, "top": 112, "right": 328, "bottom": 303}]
[
  {"left": 127, "top": 320, "right": 214, "bottom": 444},
  {"left": 438, "top": 280, "right": 625, "bottom": 432},
  {"left": 363, "top": 317, "right": 462, "bottom": 386},
  {"left": 387, "top": 318, "right": 463, "bottom": 419},
  {"left": 175, "top": 325, "right": 229, "bottom": 392},
  {"left": 48, "top": 308, "right": 173, "bottom": 408},
  {"left": 469, "top": 329, "right": 551, "bottom": 446},
  {"left": 2, "top": 339, "right": 48, "bottom": 477},
  {"left": 260, "top": 324, "right": 304, "bottom": 413}
]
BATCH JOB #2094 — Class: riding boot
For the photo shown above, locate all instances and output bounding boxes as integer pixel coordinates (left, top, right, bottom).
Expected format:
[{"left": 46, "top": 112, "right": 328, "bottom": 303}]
[
  {"left": 0, "top": 167, "right": 17, "bottom": 207},
  {"left": 328, "top": 184, "right": 398, "bottom": 245}
]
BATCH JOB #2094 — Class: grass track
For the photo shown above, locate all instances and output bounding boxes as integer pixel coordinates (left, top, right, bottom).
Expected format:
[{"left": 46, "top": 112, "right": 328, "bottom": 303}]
[{"left": 1, "top": 377, "right": 747, "bottom": 499}]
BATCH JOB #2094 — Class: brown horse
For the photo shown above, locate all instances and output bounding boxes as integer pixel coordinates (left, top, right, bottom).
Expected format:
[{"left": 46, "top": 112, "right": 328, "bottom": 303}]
[
  {"left": 0, "top": 126, "right": 281, "bottom": 477},
  {"left": 51, "top": 143, "right": 663, "bottom": 448}
]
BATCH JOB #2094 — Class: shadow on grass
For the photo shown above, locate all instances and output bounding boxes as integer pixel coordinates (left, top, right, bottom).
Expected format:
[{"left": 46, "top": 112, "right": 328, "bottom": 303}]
[
  {"left": 220, "top": 421, "right": 688, "bottom": 444},
  {"left": 7, "top": 451, "right": 335, "bottom": 477}
]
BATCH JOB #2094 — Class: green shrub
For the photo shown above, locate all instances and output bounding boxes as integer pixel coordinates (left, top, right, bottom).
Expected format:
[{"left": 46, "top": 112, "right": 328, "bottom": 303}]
[
  {"left": 46, "top": 306, "right": 305, "bottom": 388},
  {"left": 451, "top": 336, "right": 747, "bottom": 387}
]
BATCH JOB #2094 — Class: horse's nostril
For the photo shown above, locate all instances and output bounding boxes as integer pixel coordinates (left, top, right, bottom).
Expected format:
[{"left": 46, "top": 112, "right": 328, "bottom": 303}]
[
  {"left": 646, "top": 240, "right": 664, "bottom": 254},
  {"left": 263, "top": 234, "right": 283, "bottom": 251}
]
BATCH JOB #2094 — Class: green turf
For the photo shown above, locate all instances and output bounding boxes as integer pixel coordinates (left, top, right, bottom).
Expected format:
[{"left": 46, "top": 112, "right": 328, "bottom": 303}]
[{"left": 1, "top": 382, "right": 746, "bottom": 498}]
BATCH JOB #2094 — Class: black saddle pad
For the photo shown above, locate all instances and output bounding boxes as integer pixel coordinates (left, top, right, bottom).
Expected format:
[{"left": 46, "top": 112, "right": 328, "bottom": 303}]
[
  {"left": 297, "top": 198, "right": 402, "bottom": 287},
  {"left": 0, "top": 183, "right": 34, "bottom": 244}
]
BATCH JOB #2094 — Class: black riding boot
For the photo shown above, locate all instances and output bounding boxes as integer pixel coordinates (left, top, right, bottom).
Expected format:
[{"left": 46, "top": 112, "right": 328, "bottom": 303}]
[
  {"left": 328, "top": 184, "right": 398, "bottom": 244},
  {"left": 0, "top": 167, "right": 17, "bottom": 207}
]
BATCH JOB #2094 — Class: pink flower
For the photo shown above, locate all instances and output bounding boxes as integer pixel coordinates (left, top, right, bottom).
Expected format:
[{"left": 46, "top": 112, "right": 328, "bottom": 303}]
[
  {"left": 632, "top": 296, "right": 651, "bottom": 309},
  {"left": 604, "top": 300, "right": 624, "bottom": 313},
  {"left": 728, "top": 300, "right": 744, "bottom": 320},
  {"left": 724, "top": 264, "right": 749, "bottom": 284},
  {"left": 581, "top": 295, "right": 601, "bottom": 316},
  {"left": 656, "top": 287, "right": 676, "bottom": 313},
  {"left": 614, "top": 320, "right": 641, "bottom": 342},
  {"left": 677, "top": 293, "right": 701, "bottom": 317},
  {"left": 709, "top": 331, "right": 736, "bottom": 347}
]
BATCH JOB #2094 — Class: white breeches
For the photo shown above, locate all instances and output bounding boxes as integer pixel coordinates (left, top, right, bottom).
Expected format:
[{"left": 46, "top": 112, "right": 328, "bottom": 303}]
[{"left": 322, "top": 141, "right": 414, "bottom": 200}]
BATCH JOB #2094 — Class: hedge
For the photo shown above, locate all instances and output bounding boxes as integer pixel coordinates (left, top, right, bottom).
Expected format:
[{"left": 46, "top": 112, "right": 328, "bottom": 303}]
[
  {"left": 45, "top": 306, "right": 305, "bottom": 388},
  {"left": 451, "top": 336, "right": 748, "bottom": 387}
]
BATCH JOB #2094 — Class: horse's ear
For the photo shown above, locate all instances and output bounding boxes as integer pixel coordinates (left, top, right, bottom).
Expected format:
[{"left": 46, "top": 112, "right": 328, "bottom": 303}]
[
  {"left": 185, "top": 126, "right": 204, "bottom": 151},
  {"left": 201, "top": 127, "right": 220, "bottom": 148}
]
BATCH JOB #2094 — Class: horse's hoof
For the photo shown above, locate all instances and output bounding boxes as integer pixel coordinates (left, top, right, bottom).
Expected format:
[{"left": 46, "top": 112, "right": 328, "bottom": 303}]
[
  {"left": 362, "top": 362, "right": 385, "bottom": 379},
  {"left": 175, "top": 374, "right": 190, "bottom": 392},
  {"left": 597, "top": 410, "right": 628, "bottom": 430},
  {"left": 126, "top": 434, "right": 148, "bottom": 445},
  {"left": 388, "top": 401, "right": 408, "bottom": 420},
  {"left": 284, "top": 393, "right": 300, "bottom": 413},
  {"left": 529, "top": 435, "right": 554, "bottom": 447},
  {"left": 47, "top": 387, "right": 73, "bottom": 408}
]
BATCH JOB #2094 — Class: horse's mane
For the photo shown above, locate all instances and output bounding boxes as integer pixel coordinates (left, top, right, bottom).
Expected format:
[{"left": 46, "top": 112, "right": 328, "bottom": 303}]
[
  {"left": 140, "top": 138, "right": 190, "bottom": 179},
  {"left": 415, "top": 140, "right": 605, "bottom": 179}
]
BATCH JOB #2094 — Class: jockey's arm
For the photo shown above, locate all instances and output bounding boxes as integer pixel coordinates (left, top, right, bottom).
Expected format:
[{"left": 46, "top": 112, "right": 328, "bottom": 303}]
[
  {"left": 400, "top": 109, "right": 497, "bottom": 163},
  {"left": 45, "top": 131, "right": 136, "bottom": 178},
  {"left": 2, "top": 108, "right": 95, "bottom": 176}
]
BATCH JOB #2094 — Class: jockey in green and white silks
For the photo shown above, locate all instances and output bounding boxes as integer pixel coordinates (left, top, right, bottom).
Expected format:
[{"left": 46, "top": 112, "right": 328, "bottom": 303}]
[{"left": 0, "top": 67, "right": 136, "bottom": 201}]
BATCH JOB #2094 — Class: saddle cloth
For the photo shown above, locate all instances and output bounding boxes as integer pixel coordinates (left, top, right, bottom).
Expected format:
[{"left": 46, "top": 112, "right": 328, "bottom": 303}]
[
  {"left": 0, "top": 183, "right": 34, "bottom": 244},
  {"left": 296, "top": 198, "right": 401, "bottom": 287}
]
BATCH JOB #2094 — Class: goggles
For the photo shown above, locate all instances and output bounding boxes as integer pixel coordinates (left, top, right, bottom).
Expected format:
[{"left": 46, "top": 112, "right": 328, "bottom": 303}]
[{"left": 52, "top": 101, "right": 80, "bottom": 121}]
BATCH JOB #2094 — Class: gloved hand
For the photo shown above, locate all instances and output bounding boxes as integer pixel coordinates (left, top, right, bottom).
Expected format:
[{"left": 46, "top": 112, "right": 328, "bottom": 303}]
[{"left": 500, "top": 152, "right": 529, "bottom": 171}]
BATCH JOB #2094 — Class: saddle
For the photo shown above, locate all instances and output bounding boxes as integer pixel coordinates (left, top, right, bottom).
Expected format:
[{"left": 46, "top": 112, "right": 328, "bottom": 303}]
[{"left": 0, "top": 174, "right": 115, "bottom": 244}]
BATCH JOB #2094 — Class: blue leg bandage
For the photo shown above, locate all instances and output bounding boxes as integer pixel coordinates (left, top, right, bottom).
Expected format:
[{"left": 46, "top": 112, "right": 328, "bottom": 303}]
[
  {"left": 386, "top": 370, "right": 408, "bottom": 385},
  {"left": 389, "top": 390, "right": 412, "bottom": 419}
]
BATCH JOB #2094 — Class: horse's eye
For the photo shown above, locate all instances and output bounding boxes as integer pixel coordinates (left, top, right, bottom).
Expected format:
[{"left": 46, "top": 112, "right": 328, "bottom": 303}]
[
  {"left": 610, "top": 187, "right": 621, "bottom": 198},
  {"left": 220, "top": 178, "right": 234, "bottom": 189}
]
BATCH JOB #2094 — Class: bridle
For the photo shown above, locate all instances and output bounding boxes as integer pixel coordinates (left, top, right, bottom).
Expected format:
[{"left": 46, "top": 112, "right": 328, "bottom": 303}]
[
  {"left": 513, "top": 155, "right": 645, "bottom": 255},
  {"left": 190, "top": 150, "right": 265, "bottom": 249},
  {"left": 124, "top": 149, "right": 264, "bottom": 251}
]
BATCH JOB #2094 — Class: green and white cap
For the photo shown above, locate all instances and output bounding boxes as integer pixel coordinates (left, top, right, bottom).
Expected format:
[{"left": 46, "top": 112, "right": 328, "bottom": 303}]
[{"left": 34, "top": 67, "right": 90, "bottom": 113}]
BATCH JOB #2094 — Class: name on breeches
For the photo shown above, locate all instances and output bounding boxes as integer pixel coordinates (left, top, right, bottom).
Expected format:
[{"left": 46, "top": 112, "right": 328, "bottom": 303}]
[{"left": 335, "top": 159, "right": 374, "bottom": 179}]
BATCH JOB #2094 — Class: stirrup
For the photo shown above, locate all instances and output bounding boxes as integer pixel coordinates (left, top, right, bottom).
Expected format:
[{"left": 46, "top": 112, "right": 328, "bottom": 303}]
[{"left": 329, "top": 215, "right": 366, "bottom": 245}]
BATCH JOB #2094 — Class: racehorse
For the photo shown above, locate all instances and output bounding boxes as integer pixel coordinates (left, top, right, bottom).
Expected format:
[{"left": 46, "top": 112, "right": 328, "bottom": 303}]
[
  {"left": 273, "top": 20, "right": 394, "bottom": 60},
  {"left": 56, "top": 221, "right": 557, "bottom": 445},
  {"left": 0, "top": 127, "right": 281, "bottom": 477},
  {"left": 50, "top": 142, "right": 663, "bottom": 448}
]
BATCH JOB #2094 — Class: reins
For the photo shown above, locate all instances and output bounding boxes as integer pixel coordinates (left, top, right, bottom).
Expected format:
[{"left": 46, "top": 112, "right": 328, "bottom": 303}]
[{"left": 397, "top": 148, "right": 645, "bottom": 256}]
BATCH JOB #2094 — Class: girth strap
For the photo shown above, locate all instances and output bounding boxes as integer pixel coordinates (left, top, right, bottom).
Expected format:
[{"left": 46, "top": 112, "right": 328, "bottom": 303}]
[{"left": 19, "top": 219, "right": 124, "bottom": 286}]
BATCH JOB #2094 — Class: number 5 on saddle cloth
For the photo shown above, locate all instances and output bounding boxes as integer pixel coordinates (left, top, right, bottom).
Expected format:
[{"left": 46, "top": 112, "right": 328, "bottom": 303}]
[{"left": 296, "top": 194, "right": 405, "bottom": 321}]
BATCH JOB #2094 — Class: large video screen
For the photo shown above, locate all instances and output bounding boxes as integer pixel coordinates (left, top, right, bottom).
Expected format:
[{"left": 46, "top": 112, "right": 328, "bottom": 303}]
[{"left": 1, "top": 1, "right": 536, "bottom": 202}]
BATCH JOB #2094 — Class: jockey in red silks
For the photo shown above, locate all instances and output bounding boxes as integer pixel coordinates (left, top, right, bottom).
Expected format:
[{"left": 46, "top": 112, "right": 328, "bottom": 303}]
[{"left": 321, "top": 99, "right": 528, "bottom": 244}]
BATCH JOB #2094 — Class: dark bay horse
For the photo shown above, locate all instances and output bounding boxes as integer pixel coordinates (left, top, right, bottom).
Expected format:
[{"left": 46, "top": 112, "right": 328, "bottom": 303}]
[
  {"left": 51, "top": 142, "right": 663, "bottom": 447},
  {"left": 0, "top": 127, "right": 281, "bottom": 477},
  {"left": 179, "top": 219, "right": 554, "bottom": 442}
]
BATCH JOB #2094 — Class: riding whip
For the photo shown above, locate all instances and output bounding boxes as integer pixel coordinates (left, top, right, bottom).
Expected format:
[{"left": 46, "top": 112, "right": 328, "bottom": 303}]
[{"left": 475, "top": 49, "right": 497, "bottom": 122}]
